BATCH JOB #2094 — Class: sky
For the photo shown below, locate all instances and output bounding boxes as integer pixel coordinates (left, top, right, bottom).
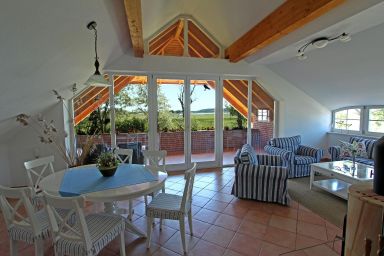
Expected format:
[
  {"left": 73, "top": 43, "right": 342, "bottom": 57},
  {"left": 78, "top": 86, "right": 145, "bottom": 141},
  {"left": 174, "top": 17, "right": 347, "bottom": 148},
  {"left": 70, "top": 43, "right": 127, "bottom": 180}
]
[{"left": 159, "top": 84, "right": 218, "bottom": 111}]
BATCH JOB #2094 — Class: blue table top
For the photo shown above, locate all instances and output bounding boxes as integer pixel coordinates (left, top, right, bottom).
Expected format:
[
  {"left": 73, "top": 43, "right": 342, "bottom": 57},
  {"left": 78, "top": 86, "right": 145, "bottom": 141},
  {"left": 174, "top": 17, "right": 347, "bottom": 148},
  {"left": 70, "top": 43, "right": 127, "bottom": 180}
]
[{"left": 59, "top": 164, "right": 157, "bottom": 197}]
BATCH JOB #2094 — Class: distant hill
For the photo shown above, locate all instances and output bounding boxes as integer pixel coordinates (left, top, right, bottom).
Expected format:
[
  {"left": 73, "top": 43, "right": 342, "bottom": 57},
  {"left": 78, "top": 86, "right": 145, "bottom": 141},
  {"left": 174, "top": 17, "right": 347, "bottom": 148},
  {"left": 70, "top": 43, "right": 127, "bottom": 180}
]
[{"left": 192, "top": 108, "right": 214, "bottom": 113}]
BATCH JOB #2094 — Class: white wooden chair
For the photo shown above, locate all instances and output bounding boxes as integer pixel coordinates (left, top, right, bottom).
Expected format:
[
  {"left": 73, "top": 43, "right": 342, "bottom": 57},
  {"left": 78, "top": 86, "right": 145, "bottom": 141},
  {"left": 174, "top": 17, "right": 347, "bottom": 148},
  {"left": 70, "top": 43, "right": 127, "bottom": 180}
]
[
  {"left": 43, "top": 192, "right": 126, "bottom": 256},
  {"left": 24, "top": 155, "right": 55, "bottom": 207},
  {"left": 0, "top": 186, "right": 50, "bottom": 256},
  {"left": 113, "top": 148, "right": 134, "bottom": 220},
  {"left": 146, "top": 163, "right": 197, "bottom": 254},
  {"left": 142, "top": 150, "right": 167, "bottom": 204}
]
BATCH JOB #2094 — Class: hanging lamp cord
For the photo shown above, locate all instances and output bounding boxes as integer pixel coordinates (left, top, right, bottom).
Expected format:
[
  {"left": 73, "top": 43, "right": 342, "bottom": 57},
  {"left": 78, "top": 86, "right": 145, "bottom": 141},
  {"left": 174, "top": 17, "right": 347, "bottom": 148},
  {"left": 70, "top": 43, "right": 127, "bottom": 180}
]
[{"left": 92, "top": 25, "right": 101, "bottom": 75}]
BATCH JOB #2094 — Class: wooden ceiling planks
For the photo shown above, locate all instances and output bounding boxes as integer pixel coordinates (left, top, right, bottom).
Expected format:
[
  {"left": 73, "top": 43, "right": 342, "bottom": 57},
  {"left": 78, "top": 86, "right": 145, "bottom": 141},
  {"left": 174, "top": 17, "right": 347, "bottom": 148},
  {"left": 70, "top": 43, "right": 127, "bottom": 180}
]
[
  {"left": 225, "top": 0, "right": 345, "bottom": 62},
  {"left": 124, "top": 0, "right": 144, "bottom": 57}
]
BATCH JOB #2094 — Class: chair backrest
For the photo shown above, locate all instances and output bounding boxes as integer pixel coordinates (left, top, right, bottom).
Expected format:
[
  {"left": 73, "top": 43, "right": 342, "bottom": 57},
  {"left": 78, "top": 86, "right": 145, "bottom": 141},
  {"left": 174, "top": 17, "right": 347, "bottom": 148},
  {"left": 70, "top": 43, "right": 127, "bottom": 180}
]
[
  {"left": 113, "top": 148, "right": 133, "bottom": 164},
  {"left": 24, "top": 155, "right": 55, "bottom": 193},
  {"left": 269, "top": 135, "right": 301, "bottom": 153},
  {"left": 180, "top": 163, "right": 197, "bottom": 213},
  {"left": 142, "top": 150, "right": 167, "bottom": 173},
  {"left": 43, "top": 192, "right": 92, "bottom": 252},
  {"left": 0, "top": 186, "right": 41, "bottom": 236}
]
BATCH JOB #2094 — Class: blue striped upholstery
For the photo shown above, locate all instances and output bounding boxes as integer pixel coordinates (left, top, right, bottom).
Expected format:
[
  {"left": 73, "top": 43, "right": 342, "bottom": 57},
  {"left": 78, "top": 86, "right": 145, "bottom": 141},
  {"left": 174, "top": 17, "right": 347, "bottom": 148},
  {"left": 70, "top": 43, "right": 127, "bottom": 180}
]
[
  {"left": 265, "top": 135, "right": 323, "bottom": 178},
  {"left": 256, "top": 154, "right": 284, "bottom": 166},
  {"left": 55, "top": 213, "right": 125, "bottom": 256},
  {"left": 294, "top": 156, "right": 317, "bottom": 165},
  {"left": 8, "top": 209, "right": 50, "bottom": 244},
  {"left": 239, "top": 144, "right": 258, "bottom": 165},
  {"left": 329, "top": 136, "right": 377, "bottom": 166},
  {"left": 146, "top": 193, "right": 190, "bottom": 220},
  {"left": 270, "top": 135, "right": 301, "bottom": 154},
  {"left": 232, "top": 164, "right": 289, "bottom": 205}
]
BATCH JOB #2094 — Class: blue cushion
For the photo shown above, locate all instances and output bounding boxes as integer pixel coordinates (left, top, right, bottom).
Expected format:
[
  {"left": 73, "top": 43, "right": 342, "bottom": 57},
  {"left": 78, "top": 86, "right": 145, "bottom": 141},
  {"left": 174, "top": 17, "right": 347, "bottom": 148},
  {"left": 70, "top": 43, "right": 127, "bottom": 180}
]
[
  {"left": 341, "top": 156, "right": 374, "bottom": 166},
  {"left": 240, "top": 144, "right": 258, "bottom": 165},
  {"left": 349, "top": 137, "right": 376, "bottom": 159},
  {"left": 270, "top": 135, "right": 301, "bottom": 154},
  {"left": 294, "top": 156, "right": 317, "bottom": 165}
]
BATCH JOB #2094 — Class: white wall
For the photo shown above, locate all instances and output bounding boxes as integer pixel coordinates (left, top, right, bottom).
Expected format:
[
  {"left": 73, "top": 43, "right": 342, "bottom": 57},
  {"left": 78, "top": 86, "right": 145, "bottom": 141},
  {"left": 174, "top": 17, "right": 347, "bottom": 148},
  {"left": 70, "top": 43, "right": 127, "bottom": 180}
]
[
  {"left": 5, "top": 102, "right": 68, "bottom": 187},
  {"left": 251, "top": 64, "right": 331, "bottom": 149},
  {"left": 0, "top": 144, "right": 11, "bottom": 186}
]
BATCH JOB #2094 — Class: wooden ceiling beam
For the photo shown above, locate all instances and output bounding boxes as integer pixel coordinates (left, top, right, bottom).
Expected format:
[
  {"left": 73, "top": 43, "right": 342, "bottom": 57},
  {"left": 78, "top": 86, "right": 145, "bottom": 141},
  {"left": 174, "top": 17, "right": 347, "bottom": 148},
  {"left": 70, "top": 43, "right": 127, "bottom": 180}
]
[
  {"left": 225, "top": 0, "right": 345, "bottom": 62},
  {"left": 188, "top": 21, "right": 219, "bottom": 57},
  {"left": 174, "top": 20, "right": 184, "bottom": 39},
  {"left": 124, "top": 0, "right": 144, "bottom": 57}
]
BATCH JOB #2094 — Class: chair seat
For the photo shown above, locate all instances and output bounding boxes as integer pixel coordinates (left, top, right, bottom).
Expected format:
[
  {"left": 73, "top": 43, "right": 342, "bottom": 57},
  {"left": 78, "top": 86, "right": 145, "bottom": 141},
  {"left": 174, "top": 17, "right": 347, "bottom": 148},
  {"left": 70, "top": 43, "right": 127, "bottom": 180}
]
[
  {"left": 294, "top": 156, "right": 317, "bottom": 165},
  {"left": 55, "top": 213, "right": 125, "bottom": 256},
  {"left": 8, "top": 209, "right": 50, "bottom": 244},
  {"left": 146, "top": 193, "right": 188, "bottom": 220}
]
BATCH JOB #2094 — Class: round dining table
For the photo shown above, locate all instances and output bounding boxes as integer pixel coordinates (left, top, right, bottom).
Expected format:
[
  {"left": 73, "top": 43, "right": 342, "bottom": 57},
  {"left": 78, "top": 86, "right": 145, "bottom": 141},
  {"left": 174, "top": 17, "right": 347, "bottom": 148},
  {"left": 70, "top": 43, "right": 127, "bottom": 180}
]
[{"left": 39, "top": 164, "right": 167, "bottom": 237}]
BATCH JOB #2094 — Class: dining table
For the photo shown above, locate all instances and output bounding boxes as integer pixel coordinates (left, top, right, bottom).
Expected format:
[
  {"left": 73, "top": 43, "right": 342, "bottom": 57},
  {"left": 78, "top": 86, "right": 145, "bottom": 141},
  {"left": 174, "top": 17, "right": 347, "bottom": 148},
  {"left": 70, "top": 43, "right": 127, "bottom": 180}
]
[{"left": 39, "top": 163, "right": 167, "bottom": 237}]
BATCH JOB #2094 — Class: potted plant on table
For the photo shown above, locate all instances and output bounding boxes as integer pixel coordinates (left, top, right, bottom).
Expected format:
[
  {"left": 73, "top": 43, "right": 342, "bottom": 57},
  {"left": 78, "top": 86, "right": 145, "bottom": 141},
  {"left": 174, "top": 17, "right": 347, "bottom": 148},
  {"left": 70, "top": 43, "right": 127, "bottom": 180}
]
[{"left": 96, "top": 152, "right": 119, "bottom": 177}]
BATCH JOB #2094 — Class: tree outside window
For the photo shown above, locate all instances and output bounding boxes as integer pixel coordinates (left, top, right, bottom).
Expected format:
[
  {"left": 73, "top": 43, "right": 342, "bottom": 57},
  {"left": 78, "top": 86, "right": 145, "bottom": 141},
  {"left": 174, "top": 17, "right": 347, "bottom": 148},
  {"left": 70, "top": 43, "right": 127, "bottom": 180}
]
[
  {"left": 368, "top": 108, "right": 384, "bottom": 133},
  {"left": 334, "top": 108, "right": 361, "bottom": 131}
]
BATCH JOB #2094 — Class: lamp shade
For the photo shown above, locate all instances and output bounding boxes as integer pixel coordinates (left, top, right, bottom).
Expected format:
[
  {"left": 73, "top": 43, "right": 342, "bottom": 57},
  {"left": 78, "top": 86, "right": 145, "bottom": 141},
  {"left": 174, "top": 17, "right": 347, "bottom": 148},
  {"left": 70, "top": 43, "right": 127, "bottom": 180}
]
[{"left": 85, "top": 74, "right": 111, "bottom": 87}]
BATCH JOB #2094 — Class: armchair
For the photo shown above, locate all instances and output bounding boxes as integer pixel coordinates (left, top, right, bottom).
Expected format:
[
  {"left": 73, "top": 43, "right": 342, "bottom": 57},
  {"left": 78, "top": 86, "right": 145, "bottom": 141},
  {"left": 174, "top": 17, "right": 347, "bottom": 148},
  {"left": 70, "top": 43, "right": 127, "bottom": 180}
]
[
  {"left": 232, "top": 144, "right": 289, "bottom": 205},
  {"left": 264, "top": 135, "right": 323, "bottom": 178}
]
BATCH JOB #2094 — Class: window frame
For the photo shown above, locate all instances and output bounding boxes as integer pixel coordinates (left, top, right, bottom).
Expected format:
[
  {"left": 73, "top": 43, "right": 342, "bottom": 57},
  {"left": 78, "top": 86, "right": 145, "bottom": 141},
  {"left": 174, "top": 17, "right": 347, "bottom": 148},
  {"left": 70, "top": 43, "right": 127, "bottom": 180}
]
[
  {"left": 257, "top": 109, "right": 269, "bottom": 122},
  {"left": 332, "top": 105, "right": 384, "bottom": 137}
]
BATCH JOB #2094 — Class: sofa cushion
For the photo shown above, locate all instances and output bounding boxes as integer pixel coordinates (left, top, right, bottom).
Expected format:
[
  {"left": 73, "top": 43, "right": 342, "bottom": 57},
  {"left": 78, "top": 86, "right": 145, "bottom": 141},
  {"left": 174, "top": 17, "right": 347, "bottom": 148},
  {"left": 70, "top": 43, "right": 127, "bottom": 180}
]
[
  {"left": 294, "top": 155, "right": 317, "bottom": 165},
  {"left": 270, "top": 135, "right": 301, "bottom": 154},
  {"left": 240, "top": 144, "right": 258, "bottom": 165},
  {"left": 349, "top": 137, "right": 376, "bottom": 159},
  {"left": 340, "top": 156, "right": 374, "bottom": 166},
  {"left": 340, "top": 141, "right": 368, "bottom": 158}
]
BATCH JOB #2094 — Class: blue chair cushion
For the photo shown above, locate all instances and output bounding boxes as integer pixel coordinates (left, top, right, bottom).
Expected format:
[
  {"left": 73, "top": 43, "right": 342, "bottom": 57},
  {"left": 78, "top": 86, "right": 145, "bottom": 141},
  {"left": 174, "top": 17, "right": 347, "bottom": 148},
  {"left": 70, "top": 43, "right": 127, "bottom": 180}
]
[
  {"left": 270, "top": 135, "right": 301, "bottom": 154},
  {"left": 240, "top": 144, "right": 258, "bottom": 165},
  {"left": 349, "top": 137, "right": 376, "bottom": 159},
  {"left": 294, "top": 156, "right": 317, "bottom": 165}
]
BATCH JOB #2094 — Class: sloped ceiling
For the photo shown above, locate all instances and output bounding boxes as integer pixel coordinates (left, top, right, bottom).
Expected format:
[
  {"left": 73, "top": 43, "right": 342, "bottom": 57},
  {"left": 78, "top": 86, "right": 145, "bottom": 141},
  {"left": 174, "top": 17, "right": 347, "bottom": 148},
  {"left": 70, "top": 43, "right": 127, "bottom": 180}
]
[
  {"left": 267, "top": 22, "right": 384, "bottom": 111},
  {"left": 0, "top": 0, "right": 129, "bottom": 137}
]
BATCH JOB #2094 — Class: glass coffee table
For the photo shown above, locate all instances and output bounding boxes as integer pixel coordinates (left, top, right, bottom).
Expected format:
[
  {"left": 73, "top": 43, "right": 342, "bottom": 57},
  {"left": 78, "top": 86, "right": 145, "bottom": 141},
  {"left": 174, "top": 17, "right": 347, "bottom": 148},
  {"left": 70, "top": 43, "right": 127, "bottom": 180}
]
[{"left": 310, "top": 160, "right": 374, "bottom": 200}]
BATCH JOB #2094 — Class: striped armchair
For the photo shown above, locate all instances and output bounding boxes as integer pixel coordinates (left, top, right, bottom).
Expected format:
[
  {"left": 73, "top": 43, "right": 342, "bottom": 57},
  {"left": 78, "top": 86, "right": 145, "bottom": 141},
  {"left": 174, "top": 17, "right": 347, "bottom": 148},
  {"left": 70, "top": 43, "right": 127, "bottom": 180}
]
[
  {"left": 264, "top": 135, "right": 323, "bottom": 178},
  {"left": 232, "top": 144, "right": 289, "bottom": 205}
]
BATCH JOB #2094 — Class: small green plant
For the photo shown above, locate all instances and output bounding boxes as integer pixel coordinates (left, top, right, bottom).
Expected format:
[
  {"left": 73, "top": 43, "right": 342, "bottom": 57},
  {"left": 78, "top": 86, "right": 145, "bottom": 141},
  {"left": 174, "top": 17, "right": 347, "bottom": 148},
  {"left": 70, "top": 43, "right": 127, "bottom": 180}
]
[{"left": 96, "top": 152, "right": 119, "bottom": 168}]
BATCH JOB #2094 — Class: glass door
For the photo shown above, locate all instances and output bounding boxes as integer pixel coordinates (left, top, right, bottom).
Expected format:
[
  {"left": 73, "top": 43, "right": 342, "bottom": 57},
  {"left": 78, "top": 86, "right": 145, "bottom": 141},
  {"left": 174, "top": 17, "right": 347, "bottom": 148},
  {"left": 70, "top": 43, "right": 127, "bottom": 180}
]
[{"left": 155, "top": 77, "right": 187, "bottom": 167}]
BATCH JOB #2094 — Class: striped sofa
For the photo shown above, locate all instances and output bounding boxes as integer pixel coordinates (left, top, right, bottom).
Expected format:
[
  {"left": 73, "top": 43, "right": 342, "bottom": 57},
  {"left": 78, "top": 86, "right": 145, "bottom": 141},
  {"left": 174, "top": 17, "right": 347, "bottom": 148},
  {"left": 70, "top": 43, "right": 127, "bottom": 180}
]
[
  {"left": 329, "top": 136, "right": 376, "bottom": 166},
  {"left": 232, "top": 144, "right": 289, "bottom": 205},
  {"left": 264, "top": 135, "right": 323, "bottom": 178}
]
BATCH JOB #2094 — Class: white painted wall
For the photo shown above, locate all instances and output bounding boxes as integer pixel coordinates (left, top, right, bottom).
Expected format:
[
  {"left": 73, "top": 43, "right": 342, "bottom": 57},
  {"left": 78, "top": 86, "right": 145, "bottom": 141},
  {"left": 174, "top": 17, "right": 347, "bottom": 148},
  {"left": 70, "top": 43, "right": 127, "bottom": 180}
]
[
  {"left": 0, "top": 144, "right": 11, "bottom": 186},
  {"left": 5, "top": 102, "right": 68, "bottom": 187}
]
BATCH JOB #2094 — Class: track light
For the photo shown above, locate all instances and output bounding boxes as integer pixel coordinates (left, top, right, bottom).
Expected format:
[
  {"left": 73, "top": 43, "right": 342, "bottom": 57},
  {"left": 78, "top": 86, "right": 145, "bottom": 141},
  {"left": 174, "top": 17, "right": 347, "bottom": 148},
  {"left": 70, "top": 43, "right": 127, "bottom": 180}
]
[{"left": 297, "top": 32, "right": 351, "bottom": 60}]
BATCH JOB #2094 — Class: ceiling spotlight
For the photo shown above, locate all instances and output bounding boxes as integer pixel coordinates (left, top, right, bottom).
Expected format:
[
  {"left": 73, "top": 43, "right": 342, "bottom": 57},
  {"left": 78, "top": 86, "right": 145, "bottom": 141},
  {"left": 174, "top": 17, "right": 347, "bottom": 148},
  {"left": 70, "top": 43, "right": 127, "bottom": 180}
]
[
  {"left": 84, "top": 21, "right": 111, "bottom": 87},
  {"left": 297, "top": 32, "right": 351, "bottom": 60}
]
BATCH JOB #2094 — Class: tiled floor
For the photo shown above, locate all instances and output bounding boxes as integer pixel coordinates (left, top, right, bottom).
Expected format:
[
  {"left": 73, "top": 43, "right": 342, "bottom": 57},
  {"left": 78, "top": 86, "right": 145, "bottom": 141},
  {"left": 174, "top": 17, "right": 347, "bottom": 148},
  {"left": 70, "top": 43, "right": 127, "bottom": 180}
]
[{"left": 0, "top": 168, "right": 342, "bottom": 255}]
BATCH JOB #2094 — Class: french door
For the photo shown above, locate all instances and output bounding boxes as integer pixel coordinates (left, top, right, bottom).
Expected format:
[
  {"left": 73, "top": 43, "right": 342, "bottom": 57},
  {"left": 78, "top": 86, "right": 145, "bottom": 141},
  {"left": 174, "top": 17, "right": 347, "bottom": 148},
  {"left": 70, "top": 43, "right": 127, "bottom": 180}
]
[{"left": 151, "top": 75, "right": 219, "bottom": 170}]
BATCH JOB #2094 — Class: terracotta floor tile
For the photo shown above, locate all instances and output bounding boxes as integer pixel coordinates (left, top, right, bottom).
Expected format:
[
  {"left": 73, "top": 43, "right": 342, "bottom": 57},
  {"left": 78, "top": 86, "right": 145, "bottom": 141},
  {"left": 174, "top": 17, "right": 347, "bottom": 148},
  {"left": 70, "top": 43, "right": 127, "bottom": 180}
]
[
  {"left": 190, "top": 239, "right": 226, "bottom": 256},
  {"left": 244, "top": 209, "right": 271, "bottom": 225},
  {"left": 202, "top": 225, "right": 235, "bottom": 247},
  {"left": 297, "top": 221, "right": 327, "bottom": 241},
  {"left": 212, "top": 192, "right": 235, "bottom": 203},
  {"left": 223, "top": 249, "right": 246, "bottom": 256},
  {"left": 196, "top": 189, "right": 218, "bottom": 198},
  {"left": 152, "top": 247, "right": 182, "bottom": 256},
  {"left": 298, "top": 210, "right": 325, "bottom": 226},
  {"left": 223, "top": 204, "right": 249, "bottom": 218},
  {"left": 205, "top": 183, "right": 225, "bottom": 192},
  {"left": 204, "top": 199, "right": 229, "bottom": 213},
  {"left": 295, "top": 234, "right": 324, "bottom": 250},
  {"left": 269, "top": 215, "right": 297, "bottom": 233},
  {"left": 192, "top": 195, "right": 211, "bottom": 207},
  {"left": 303, "top": 244, "right": 339, "bottom": 256},
  {"left": 194, "top": 208, "right": 221, "bottom": 224},
  {"left": 220, "top": 186, "right": 233, "bottom": 195},
  {"left": 272, "top": 205, "right": 298, "bottom": 220},
  {"left": 237, "top": 220, "right": 267, "bottom": 239},
  {"left": 214, "top": 214, "right": 242, "bottom": 231},
  {"left": 149, "top": 224, "right": 178, "bottom": 245},
  {"left": 325, "top": 221, "right": 343, "bottom": 241},
  {"left": 258, "top": 241, "right": 291, "bottom": 256},
  {"left": 263, "top": 226, "right": 296, "bottom": 249},
  {"left": 228, "top": 233, "right": 263, "bottom": 256},
  {"left": 186, "top": 219, "right": 212, "bottom": 238},
  {"left": 163, "top": 231, "right": 200, "bottom": 255}
]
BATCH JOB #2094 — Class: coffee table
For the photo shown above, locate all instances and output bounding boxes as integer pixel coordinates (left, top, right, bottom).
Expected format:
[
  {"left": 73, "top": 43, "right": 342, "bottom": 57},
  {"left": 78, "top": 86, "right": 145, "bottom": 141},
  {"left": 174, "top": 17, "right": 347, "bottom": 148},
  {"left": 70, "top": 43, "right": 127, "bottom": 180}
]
[{"left": 310, "top": 160, "right": 373, "bottom": 200}]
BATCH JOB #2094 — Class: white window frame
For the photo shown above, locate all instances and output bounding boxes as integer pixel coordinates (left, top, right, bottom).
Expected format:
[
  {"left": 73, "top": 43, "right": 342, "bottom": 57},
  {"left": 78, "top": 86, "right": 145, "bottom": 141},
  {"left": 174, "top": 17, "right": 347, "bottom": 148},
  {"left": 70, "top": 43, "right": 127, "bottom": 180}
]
[
  {"left": 332, "top": 105, "right": 384, "bottom": 137},
  {"left": 257, "top": 109, "right": 269, "bottom": 122}
]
